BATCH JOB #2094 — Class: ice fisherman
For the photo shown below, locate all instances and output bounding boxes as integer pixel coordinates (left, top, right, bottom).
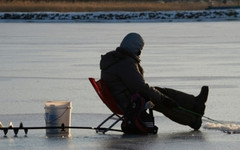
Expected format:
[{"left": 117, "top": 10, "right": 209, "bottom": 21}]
[{"left": 100, "top": 32, "right": 209, "bottom": 130}]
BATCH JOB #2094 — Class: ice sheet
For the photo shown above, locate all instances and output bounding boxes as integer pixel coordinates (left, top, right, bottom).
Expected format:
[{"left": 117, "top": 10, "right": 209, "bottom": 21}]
[
  {"left": 0, "top": 22, "right": 240, "bottom": 149},
  {"left": 1, "top": 22, "right": 240, "bottom": 119}
]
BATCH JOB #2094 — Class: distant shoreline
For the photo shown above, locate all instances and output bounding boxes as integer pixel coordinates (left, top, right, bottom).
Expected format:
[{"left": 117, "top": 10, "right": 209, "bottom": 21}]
[
  {"left": 0, "top": 9, "right": 240, "bottom": 23},
  {"left": 1, "top": 0, "right": 240, "bottom": 12}
]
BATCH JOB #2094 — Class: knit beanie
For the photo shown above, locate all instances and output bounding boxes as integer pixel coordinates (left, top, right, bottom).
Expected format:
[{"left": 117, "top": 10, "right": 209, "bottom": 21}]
[{"left": 120, "top": 33, "right": 144, "bottom": 55}]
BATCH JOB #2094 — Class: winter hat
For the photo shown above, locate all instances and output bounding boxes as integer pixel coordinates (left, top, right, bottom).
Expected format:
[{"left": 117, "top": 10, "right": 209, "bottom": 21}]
[{"left": 120, "top": 33, "right": 144, "bottom": 55}]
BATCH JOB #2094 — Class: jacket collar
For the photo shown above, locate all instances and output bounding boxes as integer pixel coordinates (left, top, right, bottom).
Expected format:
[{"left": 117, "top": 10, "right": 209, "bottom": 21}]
[{"left": 116, "top": 47, "right": 141, "bottom": 63}]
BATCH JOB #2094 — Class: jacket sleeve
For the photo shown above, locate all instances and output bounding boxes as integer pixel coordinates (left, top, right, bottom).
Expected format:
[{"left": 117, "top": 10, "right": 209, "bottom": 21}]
[{"left": 116, "top": 59, "right": 163, "bottom": 104}]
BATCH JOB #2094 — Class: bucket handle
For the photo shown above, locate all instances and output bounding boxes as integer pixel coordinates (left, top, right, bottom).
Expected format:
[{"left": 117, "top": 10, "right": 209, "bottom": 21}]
[{"left": 45, "top": 107, "right": 70, "bottom": 124}]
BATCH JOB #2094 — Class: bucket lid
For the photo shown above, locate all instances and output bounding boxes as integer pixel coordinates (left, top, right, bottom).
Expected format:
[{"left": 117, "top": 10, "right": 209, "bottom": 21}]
[{"left": 45, "top": 101, "right": 72, "bottom": 109}]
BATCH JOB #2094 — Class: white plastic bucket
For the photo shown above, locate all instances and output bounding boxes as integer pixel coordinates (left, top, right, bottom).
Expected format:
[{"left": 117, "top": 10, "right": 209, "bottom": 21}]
[{"left": 44, "top": 101, "right": 72, "bottom": 137}]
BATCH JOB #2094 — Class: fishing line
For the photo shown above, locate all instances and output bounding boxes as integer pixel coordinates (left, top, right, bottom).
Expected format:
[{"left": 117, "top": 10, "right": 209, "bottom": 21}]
[
  {"left": 165, "top": 94, "right": 224, "bottom": 124},
  {"left": 177, "top": 107, "right": 240, "bottom": 134},
  {"left": 178, "top": 106, "right": 223, "bottom": 124}
]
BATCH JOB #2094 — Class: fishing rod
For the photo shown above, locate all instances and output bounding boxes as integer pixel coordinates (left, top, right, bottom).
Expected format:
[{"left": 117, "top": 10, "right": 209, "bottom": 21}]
[{"left": 0, "top": 122, "right": 122, "bottom": 137}]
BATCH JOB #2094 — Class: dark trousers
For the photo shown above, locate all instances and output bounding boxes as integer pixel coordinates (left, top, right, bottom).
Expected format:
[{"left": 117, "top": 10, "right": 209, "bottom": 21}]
[{"left": 153, "top": 87, "right": 198, "bottom": 127}]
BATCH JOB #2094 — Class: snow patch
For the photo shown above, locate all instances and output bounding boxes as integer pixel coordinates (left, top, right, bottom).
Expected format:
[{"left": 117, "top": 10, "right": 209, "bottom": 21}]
[
  {"left": 0, "top": 9, "right": 240, "bottom": 23},
  {"left": 204, "top": 122, "right": 240, "bottom": 134}
]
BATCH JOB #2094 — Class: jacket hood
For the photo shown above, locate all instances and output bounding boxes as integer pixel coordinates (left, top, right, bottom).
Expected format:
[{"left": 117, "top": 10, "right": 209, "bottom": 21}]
[{"left": 120, "top": 33, "right": 144, "bottom": 56}]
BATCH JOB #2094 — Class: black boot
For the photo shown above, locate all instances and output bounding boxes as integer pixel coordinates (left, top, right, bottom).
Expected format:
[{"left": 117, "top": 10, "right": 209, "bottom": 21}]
[
  {"left": 194, "top": 86, "right": 209, "bottom": 116},
  {"left": 196, "top": 86, "right": 209, "bottom": 103},
  {"left": 190, "top": 116, "right": 202, "bottom": 130}
]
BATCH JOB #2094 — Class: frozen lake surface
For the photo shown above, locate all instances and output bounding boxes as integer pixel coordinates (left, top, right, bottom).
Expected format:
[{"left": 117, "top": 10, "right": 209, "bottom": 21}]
[
  {"left": 0, "top": 22, "right": 240, "bottom": 149},
  {"left": 0, "top": 113, "right": 240, "bottom": 150}
]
